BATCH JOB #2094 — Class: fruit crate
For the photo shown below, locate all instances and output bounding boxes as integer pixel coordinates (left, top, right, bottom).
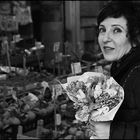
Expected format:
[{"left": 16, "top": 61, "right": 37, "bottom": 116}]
[
  {"left": 0, "top": 115, "right": 54, "bottom": 140},
  {"left": 17, "top": 119, "right": 45, "bottom": 139},
  {"left": 17, "top": 119, "right": 47, "bottom": 139},
  {"left": 0, "top": 120, "right": 36, "bottom": 139}
]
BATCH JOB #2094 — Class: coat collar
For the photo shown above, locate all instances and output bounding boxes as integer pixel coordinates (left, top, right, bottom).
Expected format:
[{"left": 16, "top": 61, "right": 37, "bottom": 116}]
[{"left": 111, "top": 47, "right": 140, "bottom": 84}]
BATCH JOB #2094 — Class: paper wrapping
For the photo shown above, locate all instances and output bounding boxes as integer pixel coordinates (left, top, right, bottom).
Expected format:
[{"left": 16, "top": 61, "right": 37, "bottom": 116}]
[{"left": 61, "top": 72, "right": 124, "bottom": 122}]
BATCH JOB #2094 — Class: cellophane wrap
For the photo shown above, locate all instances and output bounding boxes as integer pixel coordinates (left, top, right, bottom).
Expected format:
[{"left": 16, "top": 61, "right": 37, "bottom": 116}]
[
  {"left": 61, "top": 72, "right": 124, "bottom": 137},
  {"left": 62, "top": 72, "right": 124, "bottom": 122}
]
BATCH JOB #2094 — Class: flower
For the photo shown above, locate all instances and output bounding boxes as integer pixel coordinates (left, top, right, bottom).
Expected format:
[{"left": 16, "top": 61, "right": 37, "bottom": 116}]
[
  {"left": 76, "top": 89, "right": 86, "bottom": 101},
  {"left": 105, "top": 88, "right": 117, "bottom": 97},
  {"left": 62, "top": 72, "right": 124, "bottom": 123},
  {"left": 75, "top": 105, "right": 90, "bottom": 122},
  {"left": 94, "top": 83, "right": 102, "bottom": 98}
]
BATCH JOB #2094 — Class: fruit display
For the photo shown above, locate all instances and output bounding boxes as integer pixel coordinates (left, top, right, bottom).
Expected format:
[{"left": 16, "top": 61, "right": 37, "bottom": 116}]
[
  {"left": 0, "top": 69, "right": 55, "bottom": 139},
  {"left": 36, "top": 98, "right": 89, "bottom": 140},
  {"left": 0, "top": 68, "right": 91, "bottom": 139}
]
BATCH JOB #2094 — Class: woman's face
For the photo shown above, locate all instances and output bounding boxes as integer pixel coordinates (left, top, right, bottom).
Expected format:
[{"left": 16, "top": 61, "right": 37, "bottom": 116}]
[{"left": 98, "top": 16, "right": 132, "bottom": 61}]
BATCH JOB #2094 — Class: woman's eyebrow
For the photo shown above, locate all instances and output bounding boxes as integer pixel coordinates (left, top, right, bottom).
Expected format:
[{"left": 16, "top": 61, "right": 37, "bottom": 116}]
[
  {"left": 98, "top": 25, "right": 104, "bottom": 28},
  {"left": 112, "top": 24, "right": 126, "bottom": 30}
]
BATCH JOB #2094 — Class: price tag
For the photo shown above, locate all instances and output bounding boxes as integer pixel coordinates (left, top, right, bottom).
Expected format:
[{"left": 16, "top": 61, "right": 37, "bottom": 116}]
[
  {"left": 52, "top": 84, "right": 63, "bottom": 100},
  {"left": 55, "top": 84, "right": 63, "bottom": 96},
  {"left": 53, "top": 42, "right": 60, "bottom": 52},
  {"left": 13, "top": 34, "right": 21, "bottom": 42},
  {"left": 56, "top": 113, "right": 61, "bottom": 125},
  {"left": 71, "top": 62, "right": 82, "bottom": 74}
]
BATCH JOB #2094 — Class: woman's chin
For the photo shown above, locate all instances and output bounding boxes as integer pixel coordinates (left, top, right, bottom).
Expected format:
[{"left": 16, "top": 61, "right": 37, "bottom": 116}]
[{"left": 104, "top": 56, "right": 116, "bottom": 62}]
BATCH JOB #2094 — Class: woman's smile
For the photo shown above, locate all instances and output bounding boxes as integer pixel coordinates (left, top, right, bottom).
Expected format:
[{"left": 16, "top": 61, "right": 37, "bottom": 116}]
[{"left": 103, "top": 46, "right": 114, "bottom": 52}]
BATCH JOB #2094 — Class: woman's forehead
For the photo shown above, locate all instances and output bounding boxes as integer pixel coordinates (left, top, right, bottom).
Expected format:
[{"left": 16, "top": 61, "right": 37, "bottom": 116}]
[{"left": 99, "top": 16, "right": 127, "bottom": 29}]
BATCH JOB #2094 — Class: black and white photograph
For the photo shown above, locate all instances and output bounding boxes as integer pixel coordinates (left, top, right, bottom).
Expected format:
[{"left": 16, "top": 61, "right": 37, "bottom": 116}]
[{"left": 0, "top": 1, "right": 140, "bottom": 139}]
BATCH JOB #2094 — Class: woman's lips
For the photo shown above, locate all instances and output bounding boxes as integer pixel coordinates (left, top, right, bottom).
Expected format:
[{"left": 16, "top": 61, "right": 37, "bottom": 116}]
[{"left": 103, "top": 46, "right": 114, "bottom": 53}]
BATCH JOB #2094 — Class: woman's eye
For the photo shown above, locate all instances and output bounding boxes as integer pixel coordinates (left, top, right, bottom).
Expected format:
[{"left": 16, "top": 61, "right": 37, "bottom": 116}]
[
  {"left": 98, "top": 28, "right": 106, "bottom": 33},
  {"left": 113, "top": 28, "right": 122, "bottom": 33}
]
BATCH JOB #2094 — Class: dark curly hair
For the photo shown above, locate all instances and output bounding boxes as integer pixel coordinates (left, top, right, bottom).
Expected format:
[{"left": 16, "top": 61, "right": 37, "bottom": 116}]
[{"left": 97, "top": 1, "right": 140, "bottom": 47}]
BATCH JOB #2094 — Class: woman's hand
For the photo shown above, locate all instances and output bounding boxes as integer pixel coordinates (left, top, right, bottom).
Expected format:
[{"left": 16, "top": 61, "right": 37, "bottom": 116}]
[{"left": 88, "top": 120, "right": 111, "bottom": 139}]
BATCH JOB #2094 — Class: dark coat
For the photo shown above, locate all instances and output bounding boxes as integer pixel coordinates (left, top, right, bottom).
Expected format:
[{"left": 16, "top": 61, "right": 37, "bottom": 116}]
[{"left": 109, "top": 47, "right": 140, "bottom": 139}]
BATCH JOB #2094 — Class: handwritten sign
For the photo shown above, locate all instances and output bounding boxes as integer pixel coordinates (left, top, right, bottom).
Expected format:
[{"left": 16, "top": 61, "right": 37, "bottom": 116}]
[
  {"left": 53, "top": 42, "right": 60, "bottom": 52},
  {"left": 71, "top": 62, "right": 82, "bottom": 74},
  {"left": 51, "top": 84, "right": 63, "bottom": 100}
]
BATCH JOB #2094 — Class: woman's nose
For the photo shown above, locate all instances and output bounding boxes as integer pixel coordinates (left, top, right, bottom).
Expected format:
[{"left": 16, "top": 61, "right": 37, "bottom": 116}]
[{"left": 102, "top": 32, "right": 111, "bottom": 42}]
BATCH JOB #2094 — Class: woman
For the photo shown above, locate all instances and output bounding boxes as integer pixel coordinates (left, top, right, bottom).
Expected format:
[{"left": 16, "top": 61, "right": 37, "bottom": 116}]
[{"left": 89, "top": 1, "right": 140, "bottom": 139}]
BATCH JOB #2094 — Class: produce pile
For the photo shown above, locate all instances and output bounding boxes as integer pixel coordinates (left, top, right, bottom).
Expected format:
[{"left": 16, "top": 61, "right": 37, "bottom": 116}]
[
  {"left": 40, "top": 119, "right": 89, "bottom": 139},
  {"left": 0, "top": 69, "right": 91, "bottom": 139},
  {"left": 37, "top": 95, "right": 89, "bottom": 139},
  {"left": 0, "top": 70, "right": 55, "bottom": 139}
]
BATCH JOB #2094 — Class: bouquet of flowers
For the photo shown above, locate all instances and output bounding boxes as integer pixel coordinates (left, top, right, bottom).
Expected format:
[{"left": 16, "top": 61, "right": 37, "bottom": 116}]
[{"left": 61, "top": 72, "right": 124, "bottom": 124}]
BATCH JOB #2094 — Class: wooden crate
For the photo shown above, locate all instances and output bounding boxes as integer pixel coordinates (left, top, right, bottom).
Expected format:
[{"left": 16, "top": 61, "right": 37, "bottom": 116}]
[{"left": 17, "top": 120, "right": 44, "bottom": 139}]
